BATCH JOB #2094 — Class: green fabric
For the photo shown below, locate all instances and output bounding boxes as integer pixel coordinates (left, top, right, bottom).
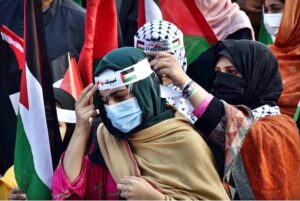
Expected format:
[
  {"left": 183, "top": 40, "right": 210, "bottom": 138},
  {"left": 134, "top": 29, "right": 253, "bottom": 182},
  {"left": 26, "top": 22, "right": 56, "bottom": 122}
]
[
  {"left": 73, "top": 0, "right": 82, "bottom": 6},
  {"left": 293, "top": 103, "right": 300, "bottom": 122},
  {"left": 94, "top": 47, "right": 174, "bottom": 139},
  {"left": 14, "top": 114, "right": 51, "bottom": 199},
  {"left": 258, "top": 15, "right": 273, "bottom": 45},
  {"left": 184, "top": 35, "right": 211, "bottom": 65}
]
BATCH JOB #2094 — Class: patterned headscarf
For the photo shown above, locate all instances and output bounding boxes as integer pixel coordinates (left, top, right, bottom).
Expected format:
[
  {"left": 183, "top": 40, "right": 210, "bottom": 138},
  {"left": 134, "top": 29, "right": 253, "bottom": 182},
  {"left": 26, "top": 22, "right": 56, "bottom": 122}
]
[
  {"left": 134, "top": 20, "right": 187, "bottom": 72},
  {"left": 134, "top": 20, "right": 195, "bottom": 122}
]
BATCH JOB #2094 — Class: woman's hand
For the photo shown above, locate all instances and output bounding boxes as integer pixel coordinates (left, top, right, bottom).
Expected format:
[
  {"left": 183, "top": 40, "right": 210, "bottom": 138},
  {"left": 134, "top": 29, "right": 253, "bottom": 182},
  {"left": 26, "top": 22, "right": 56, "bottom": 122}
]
[
  {"left": 63, "top": 83, "right": 97, "bottom": 183},
  {"left": 74, "top": 83, "right": 98, "bottom": 136},
  {"left": 8, "top": 188, "right": 27, "bottom": 200},
  {"left": 149, "top": 52, "right": 190, "bottom": 88},
  {"left": 117, "top": 176, "right": 164, "bottom": 200}
]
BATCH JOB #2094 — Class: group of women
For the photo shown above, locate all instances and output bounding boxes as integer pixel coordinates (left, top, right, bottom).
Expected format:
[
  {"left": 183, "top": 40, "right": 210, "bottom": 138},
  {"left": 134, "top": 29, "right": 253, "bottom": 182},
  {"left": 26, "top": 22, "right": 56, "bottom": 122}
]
[{"left": 51, "top": 0, "right": 300, "bottom": 200}]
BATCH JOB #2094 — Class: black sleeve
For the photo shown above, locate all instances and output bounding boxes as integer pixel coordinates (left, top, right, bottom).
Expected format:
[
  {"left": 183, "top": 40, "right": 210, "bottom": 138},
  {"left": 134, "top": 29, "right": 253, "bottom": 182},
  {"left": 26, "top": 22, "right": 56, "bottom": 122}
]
[
  {"left": 194, "top": 97, "right": 226, "bottom": 178},
  {"left": 194, "top": 97, "right": 225, "bottom": 137}
]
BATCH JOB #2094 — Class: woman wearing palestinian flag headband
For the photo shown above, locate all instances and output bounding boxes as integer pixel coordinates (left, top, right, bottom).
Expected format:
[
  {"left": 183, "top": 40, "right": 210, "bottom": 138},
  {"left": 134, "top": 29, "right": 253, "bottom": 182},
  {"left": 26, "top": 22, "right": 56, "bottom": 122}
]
[{"left": 52, "top": 47, "right": 229, "bottom": 200}]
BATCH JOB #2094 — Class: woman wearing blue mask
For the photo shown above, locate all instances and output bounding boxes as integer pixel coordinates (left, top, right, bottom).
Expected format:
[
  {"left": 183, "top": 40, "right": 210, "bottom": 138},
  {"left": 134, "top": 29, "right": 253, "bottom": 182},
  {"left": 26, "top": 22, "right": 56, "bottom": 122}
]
[
  {"left": 52, "top": 47, "right": 229, "bottom": 200},
  {"left": 150, "top": 39, "right": 300, "bottom": 199}
]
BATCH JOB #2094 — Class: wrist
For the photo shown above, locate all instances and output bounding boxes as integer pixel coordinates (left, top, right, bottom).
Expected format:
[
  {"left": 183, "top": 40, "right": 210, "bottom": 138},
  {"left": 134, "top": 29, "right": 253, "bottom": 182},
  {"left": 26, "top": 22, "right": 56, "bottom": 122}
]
[{"left": 177, "top": 75, "right": 191, "bottom": 89}]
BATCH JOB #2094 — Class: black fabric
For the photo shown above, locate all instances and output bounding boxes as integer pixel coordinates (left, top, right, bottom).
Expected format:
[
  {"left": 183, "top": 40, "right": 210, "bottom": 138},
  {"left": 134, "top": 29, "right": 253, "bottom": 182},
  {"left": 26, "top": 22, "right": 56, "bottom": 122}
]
[
  {"left": 211, "top": 72, "right": 246, "bottom": 105},
  {"left": 88, "top": 116, "right": 106, "bottom": 165},
  {"left": 53, "top": 88, "right": 76, "bottom": 151},
  {"left": 225, "top": 28, "right": 253, "bottom": 40},
  {"left": 43, "top": 0, "right": 85, "bottom": 61},
  {"left": 0, "top": 0, "right": 23, "bottom": 174},
  {"left": 94, "top": 47, "right": 174, "bottom": 140},
  {"left": 194, "top": 98, "right": 225, "bottom": 137},
  {"left": 118, "top": 0, "right": 138, "bottom": 46},
  {"left": 186, "top": 43, "right": 218, "bottom": 92},
  {"left": 188, "top": 40, "right": 283, "bottom": 109},
  {"left": 194, "top": 97, "right": 225, "bottom": 178},
  {"left": 217, "top": 40, "right": 282, "bottom": 109}
]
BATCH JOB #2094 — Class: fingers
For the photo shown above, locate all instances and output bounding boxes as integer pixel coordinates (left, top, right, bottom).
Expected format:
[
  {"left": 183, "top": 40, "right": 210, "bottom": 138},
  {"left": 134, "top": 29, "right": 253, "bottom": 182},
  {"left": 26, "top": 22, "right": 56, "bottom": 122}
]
[
  {"left": 151, "top": 60, "right": 174, "bottom": 72},
  {"left": 77, "top": 83, "right": 94, "bottom": 103},
  {"left": 76, "top": 84, "right": 97, "bottom": 108},
  {"left": 148, "top": 51, "right": 172, "bottom": 59},
  {"left": 9, "top": 188, "right": 27, "bottom": 200}
]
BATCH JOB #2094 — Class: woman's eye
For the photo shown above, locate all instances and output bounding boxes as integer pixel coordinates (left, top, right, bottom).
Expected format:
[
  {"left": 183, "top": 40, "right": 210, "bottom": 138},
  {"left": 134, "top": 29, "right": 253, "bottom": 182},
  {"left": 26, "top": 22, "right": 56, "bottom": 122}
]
[
  {"left": 228, "top": 70, "right": 239, "bottom": 75},
  {"left": 272, "top": 7, "right": 281, "bottom": 13}
]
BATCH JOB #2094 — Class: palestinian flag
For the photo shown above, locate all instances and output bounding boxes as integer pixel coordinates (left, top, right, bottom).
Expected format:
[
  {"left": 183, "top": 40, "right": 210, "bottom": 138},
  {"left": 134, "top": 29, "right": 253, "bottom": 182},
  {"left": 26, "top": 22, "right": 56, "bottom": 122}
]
[
  {"left": 53, "top": 52, "right": 84, "bottom": 100},
  {"left": 0, "top": 26, "right": 24, "bottom": 114},
  {"left": 78, "top": 0, "right": 118, "bottom": 86},
  {"left": 14, "top": 0, "right": 61, "bottom": 199},
  {"left": 138, "top": 0, "right": 218, "bottom": 65},
  {"left": 121, "top": 67, "right": 137, "bottom": 84}
]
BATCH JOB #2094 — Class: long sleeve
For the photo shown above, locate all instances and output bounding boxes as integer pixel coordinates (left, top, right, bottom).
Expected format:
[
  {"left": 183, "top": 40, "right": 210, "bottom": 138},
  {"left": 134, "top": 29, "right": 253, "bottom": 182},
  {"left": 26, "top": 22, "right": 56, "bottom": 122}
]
[
  {"left": 52, "top": 152, "right": 119, "bottom": 200},
  {"left": 194, "top": 98, "right": 226, "bottom": 177},
  {"left": 52, "top": 154, "right": 89, "bottom": 200}
]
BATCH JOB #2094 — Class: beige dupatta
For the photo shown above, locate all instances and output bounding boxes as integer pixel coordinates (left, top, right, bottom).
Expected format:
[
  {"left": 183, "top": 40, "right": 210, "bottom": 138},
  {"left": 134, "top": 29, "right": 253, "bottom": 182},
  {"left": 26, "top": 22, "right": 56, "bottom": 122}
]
[{"left": 97, "top": 112, "right": 229, "bottom": 200}]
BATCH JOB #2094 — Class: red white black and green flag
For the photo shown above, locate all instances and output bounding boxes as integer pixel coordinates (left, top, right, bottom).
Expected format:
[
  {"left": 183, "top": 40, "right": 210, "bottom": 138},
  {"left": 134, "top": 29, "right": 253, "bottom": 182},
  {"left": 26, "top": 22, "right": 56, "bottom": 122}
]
[
  {"left": 11, "top": 0, "right": 61, "bottom": 199},
  {"left": 138, "top": 0, "right": 218, "bottom": 65}
]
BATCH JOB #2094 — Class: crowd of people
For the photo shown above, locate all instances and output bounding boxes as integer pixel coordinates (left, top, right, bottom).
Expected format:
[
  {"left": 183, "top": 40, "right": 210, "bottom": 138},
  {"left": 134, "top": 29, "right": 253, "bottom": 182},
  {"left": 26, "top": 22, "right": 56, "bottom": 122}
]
[{"left": 1, "top": 0, "right": 300, "bottom": 200}]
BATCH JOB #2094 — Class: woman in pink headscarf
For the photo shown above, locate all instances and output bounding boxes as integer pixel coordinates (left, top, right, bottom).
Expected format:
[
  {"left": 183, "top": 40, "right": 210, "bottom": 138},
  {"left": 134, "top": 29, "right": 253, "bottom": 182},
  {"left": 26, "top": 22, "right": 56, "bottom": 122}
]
[{"left": 195, "top": 0, "right": 254, "bottom": 40}]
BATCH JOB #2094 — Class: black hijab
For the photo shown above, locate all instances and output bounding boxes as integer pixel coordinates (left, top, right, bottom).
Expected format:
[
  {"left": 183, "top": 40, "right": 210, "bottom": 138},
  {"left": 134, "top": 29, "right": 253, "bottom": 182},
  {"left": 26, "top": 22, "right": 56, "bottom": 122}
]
[
  {"left": 187, "top": 40, "right": 283, "bottom": 109},
  {"left": 53, "top": 88, "right": 76, "bottom": 151}
]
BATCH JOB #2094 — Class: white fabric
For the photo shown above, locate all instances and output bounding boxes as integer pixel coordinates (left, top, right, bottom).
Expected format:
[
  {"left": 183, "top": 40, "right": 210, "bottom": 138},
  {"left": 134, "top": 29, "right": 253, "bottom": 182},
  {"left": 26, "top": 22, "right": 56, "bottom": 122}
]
[
  {"left": 263, "top": 13, "right": 283, "bottom": 41},
  {"left": 56, "top": 108, "right": 76, "bottom": 123},
  {"left": 19, "top": 65, "right": 53, "bottom": 188},
  {"left": 145, "top": 0, "right": 162, "bottom": 22},
  {"left": 95, "top": 59, "right": 153, "bottom": 90},
  {"left": 252, "top": 104, "right": 281, "bottom": 120}
]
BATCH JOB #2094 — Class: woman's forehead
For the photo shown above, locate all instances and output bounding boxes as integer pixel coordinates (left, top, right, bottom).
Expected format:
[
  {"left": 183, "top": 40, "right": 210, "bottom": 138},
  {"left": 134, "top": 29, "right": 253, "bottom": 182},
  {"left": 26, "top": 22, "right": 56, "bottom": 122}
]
[{"left": 99, "top": 86, "right": 127, "bottom": 97}]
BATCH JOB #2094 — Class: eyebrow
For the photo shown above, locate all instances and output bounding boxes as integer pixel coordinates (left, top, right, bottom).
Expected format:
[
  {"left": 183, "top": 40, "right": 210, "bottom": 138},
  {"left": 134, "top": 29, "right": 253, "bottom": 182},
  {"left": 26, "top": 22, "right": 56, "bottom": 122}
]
[{"left": 100, "top": 87, "right": 127, "bottom": 97}]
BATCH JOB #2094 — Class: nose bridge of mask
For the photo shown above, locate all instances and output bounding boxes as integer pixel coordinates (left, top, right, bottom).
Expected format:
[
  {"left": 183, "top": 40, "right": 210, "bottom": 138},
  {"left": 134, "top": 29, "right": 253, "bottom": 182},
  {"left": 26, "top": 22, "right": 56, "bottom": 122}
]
[
  {"left": 104, "top": 97, "right": 141, "bottom": 117},
  {"left": 104, "top": 97, "right": 143, "bottom": 133}
]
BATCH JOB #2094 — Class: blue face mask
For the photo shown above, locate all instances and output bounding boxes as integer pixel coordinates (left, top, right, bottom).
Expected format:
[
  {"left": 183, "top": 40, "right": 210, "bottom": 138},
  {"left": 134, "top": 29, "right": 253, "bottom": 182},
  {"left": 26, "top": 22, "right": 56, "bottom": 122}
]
[{"left": 104, "top": 97, "right": 143, "bottom": 133}]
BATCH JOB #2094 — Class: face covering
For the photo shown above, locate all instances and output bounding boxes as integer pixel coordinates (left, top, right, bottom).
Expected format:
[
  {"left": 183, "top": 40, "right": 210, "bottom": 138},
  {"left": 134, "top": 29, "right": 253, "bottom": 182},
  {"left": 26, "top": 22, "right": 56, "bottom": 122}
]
[
  {"left": 210, "top": 72, "right": 246, "bottom": 105},
  {"left": 104, "top": 97, "right": 143, "bottom": 133},
  {"left": 263, "top": 13, "right": 283, "bottom": 41}
]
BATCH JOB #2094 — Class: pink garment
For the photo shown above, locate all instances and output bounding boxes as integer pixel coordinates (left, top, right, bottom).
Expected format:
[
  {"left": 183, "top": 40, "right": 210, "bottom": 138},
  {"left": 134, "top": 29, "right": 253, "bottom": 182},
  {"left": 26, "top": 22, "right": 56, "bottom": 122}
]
[
  {"left": 194, "top": 0, "right": 254, "bottom": 40},
  {"left": 52, "top": 153, "right": 119, "bottom": 200},
  {"left": 192, "top": 94, "right": 213, "bottom": 118}
]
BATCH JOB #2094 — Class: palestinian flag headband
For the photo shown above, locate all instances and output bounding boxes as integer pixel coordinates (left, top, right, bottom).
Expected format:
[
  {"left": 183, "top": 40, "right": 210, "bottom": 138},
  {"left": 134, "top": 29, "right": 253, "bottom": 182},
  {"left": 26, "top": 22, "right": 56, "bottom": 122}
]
[
  {"left": 95, "top": 59, "right": 153, "bottom": 90},
  {"left": 134, "top": 37, "right": 183, "bottom": 53}
]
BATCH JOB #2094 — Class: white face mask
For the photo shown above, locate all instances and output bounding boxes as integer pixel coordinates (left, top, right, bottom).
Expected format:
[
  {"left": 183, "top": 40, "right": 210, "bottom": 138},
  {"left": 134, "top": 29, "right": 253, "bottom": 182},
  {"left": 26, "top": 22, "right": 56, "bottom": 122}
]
[{"left": 263, "top": 13, "right": 283, "bottom": 41}]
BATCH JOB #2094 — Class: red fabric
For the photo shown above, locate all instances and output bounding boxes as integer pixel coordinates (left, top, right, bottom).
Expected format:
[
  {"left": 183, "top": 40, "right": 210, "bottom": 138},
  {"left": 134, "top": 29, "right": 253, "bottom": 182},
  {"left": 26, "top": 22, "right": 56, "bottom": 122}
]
[
  {"left": 269, "top": 0, "right": 300, "bottom": 117},
  {"left": 77, "top": 0, "right": 118, "bottom": 86},
  {"left": 52, "top": 154, "right": 118, "bottom": 200},
  {"left": 138, "top": 0, "right": 146, "bottom": 28},
  {"left": 241, "top": 115, "right": 300, "bottom": 199},
  {"left": 137, "top": 0, "right": 217, "bottom": 43},
  {"left": 60, "top": 53, "right": 84, "bottom": 100},
  {"left": 0, "top": 26, "right": 24, "bottom": 70},
  {"left": 161, "top": 0, "right": 218, "bottom": 43}
]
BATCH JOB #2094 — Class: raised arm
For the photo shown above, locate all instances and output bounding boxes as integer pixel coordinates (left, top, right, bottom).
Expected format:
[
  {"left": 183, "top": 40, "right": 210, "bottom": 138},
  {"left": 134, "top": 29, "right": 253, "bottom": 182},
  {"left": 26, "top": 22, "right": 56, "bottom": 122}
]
[{"left": 63, "top": 83, "right": 97, "bottom": 182}]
